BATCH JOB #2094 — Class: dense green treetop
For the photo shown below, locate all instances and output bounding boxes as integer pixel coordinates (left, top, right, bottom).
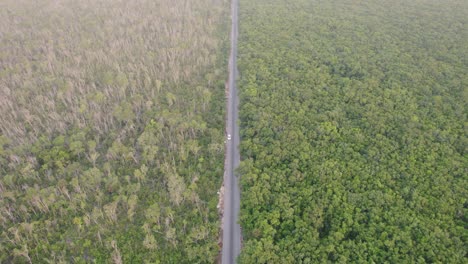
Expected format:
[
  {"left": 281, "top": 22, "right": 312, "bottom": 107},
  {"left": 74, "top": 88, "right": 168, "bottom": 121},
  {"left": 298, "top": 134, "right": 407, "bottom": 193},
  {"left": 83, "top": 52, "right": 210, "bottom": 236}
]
[{"left": 237, "top": 0, "right": 467, "bottom": 263}]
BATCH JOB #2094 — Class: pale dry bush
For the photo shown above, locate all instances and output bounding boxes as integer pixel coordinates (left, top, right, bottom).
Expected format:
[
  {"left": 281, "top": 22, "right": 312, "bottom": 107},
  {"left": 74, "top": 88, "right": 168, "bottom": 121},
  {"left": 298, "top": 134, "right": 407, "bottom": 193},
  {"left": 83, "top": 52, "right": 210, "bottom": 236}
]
[{"left": 0, "top": 0, "right": 227, "bottom": 145}]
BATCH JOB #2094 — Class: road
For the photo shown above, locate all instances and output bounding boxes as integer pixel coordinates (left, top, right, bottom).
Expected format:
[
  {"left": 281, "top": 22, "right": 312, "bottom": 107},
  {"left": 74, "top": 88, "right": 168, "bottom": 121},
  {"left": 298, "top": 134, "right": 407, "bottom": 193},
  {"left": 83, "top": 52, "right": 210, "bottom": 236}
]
[{"left": 222, "top": 0, "right": 241, "bottom": 263}]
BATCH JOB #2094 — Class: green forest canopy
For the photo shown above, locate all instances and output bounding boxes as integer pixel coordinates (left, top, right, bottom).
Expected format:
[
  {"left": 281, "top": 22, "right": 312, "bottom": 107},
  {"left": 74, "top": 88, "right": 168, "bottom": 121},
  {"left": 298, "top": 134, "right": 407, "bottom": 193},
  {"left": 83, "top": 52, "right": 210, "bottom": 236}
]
[{"left": 237, "top": 0, "right": 467, "bottom": 263}]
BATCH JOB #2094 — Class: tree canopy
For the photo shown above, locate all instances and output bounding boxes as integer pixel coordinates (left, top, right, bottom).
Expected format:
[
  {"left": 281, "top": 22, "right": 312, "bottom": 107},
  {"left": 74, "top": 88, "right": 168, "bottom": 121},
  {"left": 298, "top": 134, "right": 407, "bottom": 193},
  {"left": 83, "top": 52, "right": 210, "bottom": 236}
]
[
  {"left": 0, "top": 0, "right": 229, "bottom": 262},
  {"left": 237, "top": 0, "right": 467, "bottom": 262}
]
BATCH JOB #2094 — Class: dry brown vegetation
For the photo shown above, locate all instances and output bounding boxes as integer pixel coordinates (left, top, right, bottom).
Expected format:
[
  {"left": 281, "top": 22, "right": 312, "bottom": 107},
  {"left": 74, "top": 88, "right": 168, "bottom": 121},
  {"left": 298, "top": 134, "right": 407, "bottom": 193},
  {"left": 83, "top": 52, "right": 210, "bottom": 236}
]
[
  {"left": 0, "top": 0, "right": 224, "bottom": 145},
  {"left": 0, "top": 0, "right": 229, "bottom": 262}
]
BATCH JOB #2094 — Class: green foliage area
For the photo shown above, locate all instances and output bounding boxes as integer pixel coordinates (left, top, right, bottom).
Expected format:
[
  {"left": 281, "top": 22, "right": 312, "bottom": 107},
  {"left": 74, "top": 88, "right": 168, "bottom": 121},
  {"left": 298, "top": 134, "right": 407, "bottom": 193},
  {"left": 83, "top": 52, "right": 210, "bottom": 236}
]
[
  {"left": 0, "top": 0, "right": 229, "bottom": 262},
  {"left": 237, "top": 0, "right": 467, "bottom": 262}
]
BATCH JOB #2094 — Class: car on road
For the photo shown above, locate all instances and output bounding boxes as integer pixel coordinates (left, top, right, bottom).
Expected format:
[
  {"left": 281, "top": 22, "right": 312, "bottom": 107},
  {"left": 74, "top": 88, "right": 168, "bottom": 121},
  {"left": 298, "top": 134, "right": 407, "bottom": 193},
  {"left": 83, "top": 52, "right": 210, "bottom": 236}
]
[{"left": 227, "top": 134, "right": 231, "bottom": 141}]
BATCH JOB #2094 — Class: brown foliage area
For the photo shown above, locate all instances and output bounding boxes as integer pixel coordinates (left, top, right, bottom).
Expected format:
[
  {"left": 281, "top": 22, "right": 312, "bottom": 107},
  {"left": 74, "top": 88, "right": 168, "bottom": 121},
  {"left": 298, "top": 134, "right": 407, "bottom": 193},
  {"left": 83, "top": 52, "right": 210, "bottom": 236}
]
[
  {"left": 0, "top": 0, "right": 225, "bottom": 145},
  {"left": 0, "top": 0, "right": 228, "bottom": 262}
]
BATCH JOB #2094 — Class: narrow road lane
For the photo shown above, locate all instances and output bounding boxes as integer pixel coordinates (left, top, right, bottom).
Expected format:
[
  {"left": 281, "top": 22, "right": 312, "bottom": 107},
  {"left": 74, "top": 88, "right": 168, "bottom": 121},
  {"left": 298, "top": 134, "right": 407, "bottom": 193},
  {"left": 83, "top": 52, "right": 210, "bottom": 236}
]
[{"left": 222, "top": 0, "right": 240, "bottom": 262}]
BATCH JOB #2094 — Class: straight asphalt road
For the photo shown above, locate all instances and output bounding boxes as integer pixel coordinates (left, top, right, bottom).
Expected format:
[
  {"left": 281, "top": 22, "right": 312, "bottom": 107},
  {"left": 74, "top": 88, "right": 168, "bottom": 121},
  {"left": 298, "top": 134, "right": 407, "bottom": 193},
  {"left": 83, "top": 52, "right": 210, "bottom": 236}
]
[{"left": 222, "top": 0, "right": 241, "bottom": 263}]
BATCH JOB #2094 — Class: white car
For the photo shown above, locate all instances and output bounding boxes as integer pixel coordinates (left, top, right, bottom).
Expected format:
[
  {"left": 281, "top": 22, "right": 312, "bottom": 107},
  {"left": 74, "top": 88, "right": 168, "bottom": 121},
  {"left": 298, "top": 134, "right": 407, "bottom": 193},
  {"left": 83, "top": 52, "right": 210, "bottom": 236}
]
[{"left": 227, "top": 134, "right": 231, "bottom": 141}]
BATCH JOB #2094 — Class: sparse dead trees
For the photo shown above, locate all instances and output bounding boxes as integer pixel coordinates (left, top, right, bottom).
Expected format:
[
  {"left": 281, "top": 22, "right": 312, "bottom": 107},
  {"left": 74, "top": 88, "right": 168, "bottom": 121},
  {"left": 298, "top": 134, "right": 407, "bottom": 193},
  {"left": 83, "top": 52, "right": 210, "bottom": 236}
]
[
  {"left": 145, "top": 203, "right": 161, "bottom": 227},
  {"left": 57, "top": 179, "right": 71, "bottom": 201},
  {"left": 165, "top": 226, "right": 177, "bottom": 247},
  {"left": 167, "top": 172, "right": 186, "bottom": 206},
  {"left": 72, "top": 216, "right": 83, "bottom": 233},
  {"left": 201, "top": 87, "right": 212, "bottom": 112},
  {"left": 187, "top": 139, "right": 200, "bottom": 157},
  {"left": 110, "top": 240, "right": 123, "bottom": 264},
  {"left": 137, "top": 120, "right": 161, "bottom": 165},
  {"left": 155, "top": 79, "right": 162, "bottom": 95},
  {"left": 130, "top": 94, "right": 145, "bottom": 124},
  {"left": 142, "top": 223, "right": 158, "bottom": 250},
  {"left": 161, "top": 162, "right": 186, "bottom": 206},
  {"left": 126, "top": 194, "right": 138, "bottom": 221},
  {"left": 134, "top": 164, "right": 148, "bottom": 183},
  {"left": 69, "top": 132, "right": 86, "bottom": 158},
  {"left": 86, "top": 140, "right": 100, "bottom": 167},
  {"left": 13, "top": 244, "right": 32, "bottom": 264},
  {"left": 166, "top": 92, "right": 177, "bottom": 107},
  {"left": 113, "top": 101, "right": 135, "bottom": 125},
  {"left": 106, "top": 141, "right": 133, "bottom": 164},
  {"left": 143, "top": 203, "right": 161, "bottom": 250},
  {"left": 103, "top": 200, "right": 119, "bottom": 224},
  {"left": 143, "top": 232, "right": 158, "bottom": 250},
  {"left": 0, "top": 0, "right": 228, "bottom": 261},
  {"left": 82, "top": 167, "right": 103, "bottom": 192},
  {"left": 0, "top": 0, "right": 225, "bottom": 147},
  {"left": 25, "top": 187, "right": 51, "bottom": 215}
]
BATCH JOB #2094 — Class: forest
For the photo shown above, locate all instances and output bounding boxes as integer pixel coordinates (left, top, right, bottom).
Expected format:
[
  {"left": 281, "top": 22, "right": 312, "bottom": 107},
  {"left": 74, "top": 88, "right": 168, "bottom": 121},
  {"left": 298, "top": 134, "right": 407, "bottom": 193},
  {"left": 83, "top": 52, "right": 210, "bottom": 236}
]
[
  {"left": 237, "top": 0, "right": 467, "bottom": 263},
  {"left": 0, "top": 0, "right": 229, "bottom": 262}
]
